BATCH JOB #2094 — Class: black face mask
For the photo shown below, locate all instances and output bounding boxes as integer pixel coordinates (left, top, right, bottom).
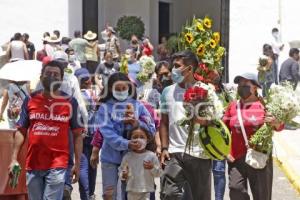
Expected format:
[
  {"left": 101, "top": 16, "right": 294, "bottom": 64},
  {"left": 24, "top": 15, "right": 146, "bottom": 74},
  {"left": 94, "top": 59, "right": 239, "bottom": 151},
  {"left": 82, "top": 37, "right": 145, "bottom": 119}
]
[
  {"left": 161, "top": 79, "right": 173, "bottom": 88},
  {"left": 238, "top": 85, "right": 252, "bottom": 99},
  {"left": 42, "top": 76, "right": 61, "bottom": 92}
]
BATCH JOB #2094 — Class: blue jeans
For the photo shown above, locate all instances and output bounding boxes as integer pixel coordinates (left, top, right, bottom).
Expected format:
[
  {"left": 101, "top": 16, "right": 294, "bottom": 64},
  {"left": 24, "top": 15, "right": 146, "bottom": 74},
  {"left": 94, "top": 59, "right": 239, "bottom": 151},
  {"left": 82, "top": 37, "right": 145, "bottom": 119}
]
[
  {"left": 212, "top": 160, "right": 226, "bottom": 200},
  {"left": 65, "top": 130, "right": 74, "bottom": 191},
  {"left": 79, "top": 137, "right": 98, "bottom": 199},
  {"left": 26, "top": 169, "right": 66, "bottom": 200},
  {"left": 101, "top": 162, "right": 126, "bottom": 200}
]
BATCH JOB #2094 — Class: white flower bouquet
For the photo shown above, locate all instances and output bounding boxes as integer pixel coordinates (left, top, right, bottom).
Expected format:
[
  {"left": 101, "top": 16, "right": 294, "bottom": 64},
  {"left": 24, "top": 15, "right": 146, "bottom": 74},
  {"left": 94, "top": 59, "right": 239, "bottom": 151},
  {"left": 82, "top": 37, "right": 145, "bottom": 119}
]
[
  {"left": 249, "top": 83, "right": 300, "bottom": 153},
  {"left": 137, "top": 56, "right": 156, "bottom": 83}
]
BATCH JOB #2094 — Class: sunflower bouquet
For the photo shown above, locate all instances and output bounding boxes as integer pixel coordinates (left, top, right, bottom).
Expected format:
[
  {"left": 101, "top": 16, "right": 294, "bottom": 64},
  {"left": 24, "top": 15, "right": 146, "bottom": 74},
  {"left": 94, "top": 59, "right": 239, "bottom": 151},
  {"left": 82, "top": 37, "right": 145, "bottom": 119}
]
[
  {"left": 249, "top": 83, "right": 300, "bottom": 153},
  {"left": 137, "top": 55, "right": 156, "bottom": 84},
  {"left": 120, "top": 55, "right": 129, "bottom": 75},
  {"left": 180, "top": 16, "right": 226, "bottom": 81}
]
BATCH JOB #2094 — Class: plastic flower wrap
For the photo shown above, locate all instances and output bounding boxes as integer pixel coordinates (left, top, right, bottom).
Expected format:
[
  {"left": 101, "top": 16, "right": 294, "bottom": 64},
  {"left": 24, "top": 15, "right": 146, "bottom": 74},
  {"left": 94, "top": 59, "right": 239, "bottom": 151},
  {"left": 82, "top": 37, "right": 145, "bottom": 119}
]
[
  {"left": 137, "top": 56, "right": 156, "bottom": 83},
  {"left": 120, "top": 55, "right": 129, "bottom": 74},
  {"left": 180, "top": 81, "right": 224, "bottom": 150},
  {"left": 179, "top": 16, "right": 226, "bottom": 81},
  {"left": 257, "top": 55, "right": 272, "bottom": 82},
  {"left": 249, "top": 83, "right": 300, "bottom": 153}
]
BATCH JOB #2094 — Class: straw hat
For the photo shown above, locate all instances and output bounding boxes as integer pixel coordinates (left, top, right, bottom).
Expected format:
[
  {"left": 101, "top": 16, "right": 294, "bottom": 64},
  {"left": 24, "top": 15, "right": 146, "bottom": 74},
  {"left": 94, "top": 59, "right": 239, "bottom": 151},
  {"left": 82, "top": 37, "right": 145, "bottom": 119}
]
[
  {"left": 46, "top": 34, "right": 61, "bottom": 43},
  {"left": 84, "top": 31, "right": 97, "bottom": 40}
]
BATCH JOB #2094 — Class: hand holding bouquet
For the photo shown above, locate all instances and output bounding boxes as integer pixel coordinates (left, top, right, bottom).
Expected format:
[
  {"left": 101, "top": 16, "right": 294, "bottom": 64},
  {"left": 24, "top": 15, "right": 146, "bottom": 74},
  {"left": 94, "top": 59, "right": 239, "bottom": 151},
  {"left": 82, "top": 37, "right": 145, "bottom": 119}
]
[{"left": 249, "top": 83, "right": 300, "bottom": 153}]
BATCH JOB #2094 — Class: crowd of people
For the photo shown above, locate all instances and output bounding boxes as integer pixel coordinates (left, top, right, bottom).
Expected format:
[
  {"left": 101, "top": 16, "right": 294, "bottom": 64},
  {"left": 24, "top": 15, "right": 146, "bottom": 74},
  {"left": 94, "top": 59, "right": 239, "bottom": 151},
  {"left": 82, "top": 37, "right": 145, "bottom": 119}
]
[{"left": 0, "top": 26, "right": 293, "bottom": 200}]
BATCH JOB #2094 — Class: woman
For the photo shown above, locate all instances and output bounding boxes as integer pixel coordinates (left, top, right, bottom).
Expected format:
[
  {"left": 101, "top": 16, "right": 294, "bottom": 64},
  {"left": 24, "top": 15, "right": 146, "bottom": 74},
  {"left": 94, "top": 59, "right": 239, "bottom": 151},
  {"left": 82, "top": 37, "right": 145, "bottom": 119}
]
[
  {"left": 95, "top": 72, "right": 156, "bottom": 200},
  {"left": 95, "top": 51, "right": 119, "bottom": 90},
  {"left": 84, "top": 31, "right": 100, "bottom": 76},
  {"left": 0, "top": 81, "right": 29, "bottom": 129},
  {"left": 6, "top": 33, "right": 29, "bottom": 62},
  {"left": 223, "top": 72, "right": 283, "bottom": 200}
]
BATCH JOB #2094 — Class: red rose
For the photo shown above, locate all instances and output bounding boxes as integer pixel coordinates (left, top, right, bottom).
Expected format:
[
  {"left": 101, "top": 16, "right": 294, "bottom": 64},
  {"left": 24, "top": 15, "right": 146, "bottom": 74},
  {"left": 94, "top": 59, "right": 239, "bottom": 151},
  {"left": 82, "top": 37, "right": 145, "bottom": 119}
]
[
  {"left": 184, "top": 87, "right": 196, "bottom": 102},
  {"left": 194, "top": 86, "right": 208, "bottom": 100},
  {"left": 194, "top": 73, "right": 204, "bottom": 81},
  {"left": 199, "top": 63, "right": 209, "bottom": 73}
]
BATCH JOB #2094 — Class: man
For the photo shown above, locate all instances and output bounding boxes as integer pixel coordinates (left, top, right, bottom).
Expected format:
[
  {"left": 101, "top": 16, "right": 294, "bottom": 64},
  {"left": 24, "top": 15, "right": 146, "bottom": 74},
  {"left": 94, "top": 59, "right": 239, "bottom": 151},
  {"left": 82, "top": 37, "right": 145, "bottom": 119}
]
[
  {"left": 8, "top": 60, "right": 83, "bottom": 200},
  {"left": 105, "top": 27, "right": 121, "bottom": 61},
  {"left": 271, "top": 28, "right": 284, "bottom": 84},
  {"left": 69, "top": 30, "right": 90, "bottom": 68},
  {"left": 22, "top": 33, "right": 35, "bottom": 60},
  {"left": 279, "top": 48, "right": 300, "bottom": 90},
  {"left": 160, "top": 50, "right": 212, "bottom": 200}
]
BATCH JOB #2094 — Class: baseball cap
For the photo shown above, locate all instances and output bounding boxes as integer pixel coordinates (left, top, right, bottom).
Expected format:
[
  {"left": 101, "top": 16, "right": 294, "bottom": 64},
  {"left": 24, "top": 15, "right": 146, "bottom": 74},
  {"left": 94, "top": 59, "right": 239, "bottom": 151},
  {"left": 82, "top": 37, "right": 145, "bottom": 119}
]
[
  {"left": 74, "top": 68, "right": 90, "bottom": 79},
  {"left": 234, "top": 72, "right": 261, "bottom": 88}
]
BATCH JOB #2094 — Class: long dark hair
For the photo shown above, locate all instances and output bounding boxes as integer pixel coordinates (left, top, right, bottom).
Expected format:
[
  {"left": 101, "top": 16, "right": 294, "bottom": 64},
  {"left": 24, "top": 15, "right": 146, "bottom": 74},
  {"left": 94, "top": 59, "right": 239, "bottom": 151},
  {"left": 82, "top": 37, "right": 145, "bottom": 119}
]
[{"left": 99, "top": 72, "right": 136, "bottom": 103}]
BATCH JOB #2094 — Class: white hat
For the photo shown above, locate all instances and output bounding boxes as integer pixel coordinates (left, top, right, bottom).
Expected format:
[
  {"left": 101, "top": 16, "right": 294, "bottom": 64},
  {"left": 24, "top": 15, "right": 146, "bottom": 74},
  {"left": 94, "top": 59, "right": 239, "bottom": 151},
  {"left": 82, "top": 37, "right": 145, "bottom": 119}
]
[
  {"left": 84, "top": 30, "right": 97, "bottom": 40},
  {"left": 46, "top": 34, "right": 61, "bottom": 43},
  {"left": 107, "top": 26, "right": 116, "bottom": 34}
]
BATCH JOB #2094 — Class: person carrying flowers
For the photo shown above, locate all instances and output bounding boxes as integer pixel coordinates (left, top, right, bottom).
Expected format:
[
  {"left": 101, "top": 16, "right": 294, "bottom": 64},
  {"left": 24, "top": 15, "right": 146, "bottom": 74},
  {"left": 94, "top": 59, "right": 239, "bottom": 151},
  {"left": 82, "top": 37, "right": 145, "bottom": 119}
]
[
  {"left": 160, "top": 50, "right": 212, "bottom": 200},
  {"left": 223, "top": 72, "right": 284, "bottom": 200}
]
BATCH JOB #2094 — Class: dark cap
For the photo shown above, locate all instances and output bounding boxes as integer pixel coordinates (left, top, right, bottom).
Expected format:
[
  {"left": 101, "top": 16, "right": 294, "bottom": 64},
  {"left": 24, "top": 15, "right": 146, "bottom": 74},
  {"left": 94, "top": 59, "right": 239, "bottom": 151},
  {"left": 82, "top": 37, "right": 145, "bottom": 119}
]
[{"left": 234, "top": 72, "right": 261, "bottom": 88}]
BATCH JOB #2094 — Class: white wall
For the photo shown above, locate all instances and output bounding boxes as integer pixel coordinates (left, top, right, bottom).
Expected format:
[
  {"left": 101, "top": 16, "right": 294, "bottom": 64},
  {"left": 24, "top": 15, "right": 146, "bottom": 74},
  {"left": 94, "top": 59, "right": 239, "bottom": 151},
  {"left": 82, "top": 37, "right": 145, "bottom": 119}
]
[
  {"left": 68, "top": 0, "right": 82, "bottom": 38},
  {"left": 0, "top": 0, "right": 69, "bottom": 51}
]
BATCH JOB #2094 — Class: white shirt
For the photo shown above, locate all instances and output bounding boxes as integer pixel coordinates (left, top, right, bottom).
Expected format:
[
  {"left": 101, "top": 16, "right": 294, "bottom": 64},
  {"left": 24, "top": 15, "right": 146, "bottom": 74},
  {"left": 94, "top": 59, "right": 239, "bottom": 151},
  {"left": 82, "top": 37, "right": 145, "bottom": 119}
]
[
  {"left": 119, "top": 151, "right": 162, "bottom": 193},
  {"left": 160, "top": 83, "right": 209, "bottom": 158},
  {"left": 271, "top": 36, "right": 283, "bottom": 55},
  {"left": 10, "top": 41, "right": 25, "bottom": 60}
]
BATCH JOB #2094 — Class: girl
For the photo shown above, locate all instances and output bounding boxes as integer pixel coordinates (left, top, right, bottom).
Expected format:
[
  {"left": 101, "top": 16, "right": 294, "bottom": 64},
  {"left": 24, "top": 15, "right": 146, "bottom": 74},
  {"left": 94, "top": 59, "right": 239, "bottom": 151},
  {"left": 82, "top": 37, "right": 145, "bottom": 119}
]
[
  {"left": 95, "top": 72, "right": 156, "bottom": 200},
  {"left": 119, "top": 126, "right": 162, "bottom": 200}
]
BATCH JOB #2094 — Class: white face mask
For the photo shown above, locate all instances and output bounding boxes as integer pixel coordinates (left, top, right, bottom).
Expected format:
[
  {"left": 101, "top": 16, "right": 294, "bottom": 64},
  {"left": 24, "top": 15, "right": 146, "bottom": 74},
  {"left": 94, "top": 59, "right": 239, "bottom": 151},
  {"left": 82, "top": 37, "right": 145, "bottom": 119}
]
[
  {"left": 135, "top": 138, "right": 147, "bottom": 150},
  {"left": 272, "top": 32, "right": 279, "bottom": 38},
  {"left": 112, "top": 89, "right": 129, "bottom": 101}
]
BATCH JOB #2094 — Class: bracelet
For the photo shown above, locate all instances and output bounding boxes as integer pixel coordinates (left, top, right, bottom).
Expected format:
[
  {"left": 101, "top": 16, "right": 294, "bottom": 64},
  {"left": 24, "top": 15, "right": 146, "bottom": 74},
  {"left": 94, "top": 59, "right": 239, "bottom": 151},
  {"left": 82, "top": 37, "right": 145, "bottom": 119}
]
[{"left": 161, "top": 147, "right": 168, "bottom": 152}]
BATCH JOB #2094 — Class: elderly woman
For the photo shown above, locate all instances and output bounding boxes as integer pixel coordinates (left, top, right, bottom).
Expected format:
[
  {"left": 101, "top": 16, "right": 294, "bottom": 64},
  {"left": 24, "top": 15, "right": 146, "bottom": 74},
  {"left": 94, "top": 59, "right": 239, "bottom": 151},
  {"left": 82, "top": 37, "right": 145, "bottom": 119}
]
[{"left": 223, "top": 73, "right": 283, "bottom": 200}]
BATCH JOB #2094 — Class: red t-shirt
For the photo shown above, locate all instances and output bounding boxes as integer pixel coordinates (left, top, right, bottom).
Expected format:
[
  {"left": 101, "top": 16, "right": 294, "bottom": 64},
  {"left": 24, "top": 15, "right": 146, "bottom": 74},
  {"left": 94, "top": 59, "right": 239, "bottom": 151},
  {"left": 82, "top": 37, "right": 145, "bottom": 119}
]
[
  {"left": 142, "top": 45, "right": 153, "bottom": 56},
  {"left": 17, "top": 91, "right": 84, "bottom": 170},
  {"left": 223, "top": 100, "right": 266, "bottom": 160}
]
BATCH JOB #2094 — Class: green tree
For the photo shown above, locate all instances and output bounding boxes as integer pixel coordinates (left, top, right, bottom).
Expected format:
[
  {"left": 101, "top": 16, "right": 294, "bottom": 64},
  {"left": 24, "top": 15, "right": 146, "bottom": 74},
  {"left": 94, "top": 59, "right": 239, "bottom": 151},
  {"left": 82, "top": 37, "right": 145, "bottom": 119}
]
[{"left": 116, "top": 16, "right": 145, "bottom": 41}]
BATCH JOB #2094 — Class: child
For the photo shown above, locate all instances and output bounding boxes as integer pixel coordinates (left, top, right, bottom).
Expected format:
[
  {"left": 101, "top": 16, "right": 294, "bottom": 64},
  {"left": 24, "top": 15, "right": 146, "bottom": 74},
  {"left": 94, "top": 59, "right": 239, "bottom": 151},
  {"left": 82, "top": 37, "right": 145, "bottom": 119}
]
[
  {"left": 120, "top": 126, "right": 162, "bottom": 200},
  {"left": 95, "top": 72, "right": 156, "bottom": 200}
]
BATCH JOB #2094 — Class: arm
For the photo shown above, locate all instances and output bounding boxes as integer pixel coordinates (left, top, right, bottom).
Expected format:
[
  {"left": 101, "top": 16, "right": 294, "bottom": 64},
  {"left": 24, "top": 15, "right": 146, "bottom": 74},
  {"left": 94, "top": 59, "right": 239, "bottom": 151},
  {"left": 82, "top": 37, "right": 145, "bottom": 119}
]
[
  {"left": 6, "top": 43, "right": 11, "bottom": 60},
  {"left": 98, "top": 105, "right": 130, "bottom": 151},
  {"left": 0, "top": 89, "right": 8, "bottom": 119},
  {"left": 150, "top": 155, "right": 162, "bottom": 177},
  {"left": 155, "top": 131, "right": 162, "bottom": 156},
  {"left": 291, "top": 62, "right": 300, "bottom": 81},
  {"left": 32, "top": 44, "right": 36, "bottom": 60},
  {"left": 8, "top": 97, "right": 30, "bottom": 172},
  {"left": 23, "top": 43, "right": 29, "bottom": 60}
]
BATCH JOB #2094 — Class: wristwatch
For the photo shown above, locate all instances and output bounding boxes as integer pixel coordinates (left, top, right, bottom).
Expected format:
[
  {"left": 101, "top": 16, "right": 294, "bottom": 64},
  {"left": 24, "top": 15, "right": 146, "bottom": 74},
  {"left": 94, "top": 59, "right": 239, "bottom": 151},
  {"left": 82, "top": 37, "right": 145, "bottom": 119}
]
[{"left": 161, "top": 147, "right": 168, "bottom": 152}]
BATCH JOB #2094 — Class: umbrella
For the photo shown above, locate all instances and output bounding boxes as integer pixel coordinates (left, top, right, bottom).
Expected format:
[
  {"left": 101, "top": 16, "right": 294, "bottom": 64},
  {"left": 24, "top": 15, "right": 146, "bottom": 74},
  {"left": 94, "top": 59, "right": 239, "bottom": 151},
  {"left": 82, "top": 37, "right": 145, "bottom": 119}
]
[{"left": 0, "top": 60, "right": 42, "bottom": 82}]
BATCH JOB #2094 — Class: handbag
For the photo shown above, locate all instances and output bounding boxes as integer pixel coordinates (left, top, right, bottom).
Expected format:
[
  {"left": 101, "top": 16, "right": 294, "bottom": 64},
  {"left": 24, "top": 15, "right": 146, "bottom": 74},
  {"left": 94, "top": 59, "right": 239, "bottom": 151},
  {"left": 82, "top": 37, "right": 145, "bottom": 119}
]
[{"left": 237, "top": 101, "right": 269, "bottom": 169}]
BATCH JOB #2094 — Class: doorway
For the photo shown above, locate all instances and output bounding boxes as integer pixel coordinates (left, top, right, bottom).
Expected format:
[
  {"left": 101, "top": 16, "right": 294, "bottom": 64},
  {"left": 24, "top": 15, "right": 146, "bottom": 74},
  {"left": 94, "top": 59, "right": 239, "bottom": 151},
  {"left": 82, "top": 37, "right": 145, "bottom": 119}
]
[{"left": 159, "top": 2, "right": 170, "bottom": 42}]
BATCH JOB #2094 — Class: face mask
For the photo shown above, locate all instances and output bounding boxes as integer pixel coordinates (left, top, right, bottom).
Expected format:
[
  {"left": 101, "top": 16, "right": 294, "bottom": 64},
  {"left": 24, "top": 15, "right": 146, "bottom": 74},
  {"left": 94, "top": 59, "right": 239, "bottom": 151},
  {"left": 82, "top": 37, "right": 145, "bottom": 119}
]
[
  {"left": 135, "top": 138, "right": 147, "bottom": 150},
  {"left": 172, "top": 67, "right": 187, "bottom": 83},
  {"left": 113, "top": 89, "right": 129, "bottom": 101},
  {"left": 272, "top": 32, "right": 279, "bottom": 38},
  {"left": 161, "top": 75, "right": 173, "bottom": 88},
  {"left": 238, "top": 85, "right": 252, "bottom": 99},
  {"left": 69, "top": 55, "right": 76, "bottom": 62},
  {"left": 42, "top": 76, "right": 61, "bottom": 92}
]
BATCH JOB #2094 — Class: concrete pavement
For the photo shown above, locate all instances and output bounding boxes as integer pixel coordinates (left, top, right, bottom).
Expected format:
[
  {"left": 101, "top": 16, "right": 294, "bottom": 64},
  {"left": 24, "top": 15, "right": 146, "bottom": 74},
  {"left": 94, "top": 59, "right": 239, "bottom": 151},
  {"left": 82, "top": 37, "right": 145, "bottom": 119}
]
[{"left": 273, "top": 128, "right": 300, "bottom": 195}]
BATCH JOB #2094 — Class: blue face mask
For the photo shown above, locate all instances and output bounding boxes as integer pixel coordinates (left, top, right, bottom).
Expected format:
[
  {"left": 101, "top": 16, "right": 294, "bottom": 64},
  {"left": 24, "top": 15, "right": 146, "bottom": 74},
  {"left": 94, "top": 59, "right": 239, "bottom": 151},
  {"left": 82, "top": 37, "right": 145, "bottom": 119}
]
[
  {"left": 172, "top": 67, "right": 187, "bottom": 83},
  {"left": 113, "top": 89, "right": 129, "bottom": 101}
]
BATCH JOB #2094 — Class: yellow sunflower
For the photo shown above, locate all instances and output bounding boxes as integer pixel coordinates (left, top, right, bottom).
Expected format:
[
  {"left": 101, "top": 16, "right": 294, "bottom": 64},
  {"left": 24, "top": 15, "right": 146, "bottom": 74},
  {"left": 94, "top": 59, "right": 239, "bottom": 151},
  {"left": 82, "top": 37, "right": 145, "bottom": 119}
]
[
  {"left": 213, "top": 32, "right": 220, "bottom": 43},
  {"left": 209, "top": 39, "right": 217, "bottom": 49},
  {"left": 197, "top": 44, "right": 206, "bottom": 56},
  {"left": 197, "top": 22, "right": 205, "bottom": 32},
  {"left": 217, "top": 46, "right": 225, "bottom": 56},
  {"left": 185, "top": 32, "right": 194, "bottom": 44},
  {"left": 203, "top": 17, "right": 212, "bottom": 29}
]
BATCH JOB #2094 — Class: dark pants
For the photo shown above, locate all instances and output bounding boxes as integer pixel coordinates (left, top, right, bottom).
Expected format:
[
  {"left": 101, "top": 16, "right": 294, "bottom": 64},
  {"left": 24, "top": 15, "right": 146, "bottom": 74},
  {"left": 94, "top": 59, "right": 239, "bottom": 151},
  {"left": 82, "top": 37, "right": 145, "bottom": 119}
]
[
  {"left": 212, "top": 160, "right": 226, "bottom": 200},
  {"left": 228, "top": 156, "right": 273, "bottom": 200},
  {"left": 160, "top": 153, "right": 212, "bottom": 200},
  {"left": 79, "top": 137, "right": 98, "bottom": 199}
]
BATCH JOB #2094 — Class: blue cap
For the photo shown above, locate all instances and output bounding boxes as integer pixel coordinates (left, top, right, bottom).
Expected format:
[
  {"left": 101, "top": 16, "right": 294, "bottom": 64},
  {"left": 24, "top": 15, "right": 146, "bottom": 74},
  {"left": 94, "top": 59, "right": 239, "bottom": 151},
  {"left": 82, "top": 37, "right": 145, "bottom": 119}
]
[
  {"left": 234, "top": 72, "right": 261, "bottom": 88},
  {"left": 74, "top": 68, "right": 90, "bottom": 79}
]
